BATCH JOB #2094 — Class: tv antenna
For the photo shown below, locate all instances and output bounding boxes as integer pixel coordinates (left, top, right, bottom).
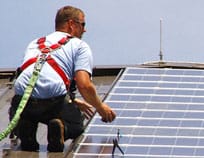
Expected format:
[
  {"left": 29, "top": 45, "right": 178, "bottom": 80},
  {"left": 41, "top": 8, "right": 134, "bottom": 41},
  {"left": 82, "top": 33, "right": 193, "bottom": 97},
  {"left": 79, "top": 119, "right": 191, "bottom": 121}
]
[{"left": 159, "top": 18, "right": 163, "bottom": 61}]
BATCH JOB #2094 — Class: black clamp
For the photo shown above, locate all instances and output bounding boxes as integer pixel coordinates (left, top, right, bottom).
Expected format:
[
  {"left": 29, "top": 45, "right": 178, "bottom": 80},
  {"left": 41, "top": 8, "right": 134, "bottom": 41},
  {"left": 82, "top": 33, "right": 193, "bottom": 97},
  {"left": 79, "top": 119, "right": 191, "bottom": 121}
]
[{"left": 112, "top": 129, "right": 124, "bottom": 157}]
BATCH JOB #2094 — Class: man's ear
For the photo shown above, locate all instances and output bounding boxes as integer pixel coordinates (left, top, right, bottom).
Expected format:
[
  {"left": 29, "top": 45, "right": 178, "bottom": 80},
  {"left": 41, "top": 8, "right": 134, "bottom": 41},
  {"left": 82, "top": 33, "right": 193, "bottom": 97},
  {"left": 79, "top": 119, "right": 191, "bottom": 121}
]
[{"left": 67, "top": 19, "right": 74, "bottom": 31}]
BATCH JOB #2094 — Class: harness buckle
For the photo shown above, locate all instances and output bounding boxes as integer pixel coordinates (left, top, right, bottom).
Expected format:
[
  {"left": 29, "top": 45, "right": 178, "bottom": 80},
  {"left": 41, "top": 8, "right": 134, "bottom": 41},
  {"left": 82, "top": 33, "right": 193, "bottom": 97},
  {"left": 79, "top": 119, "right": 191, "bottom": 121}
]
[
  {"left": 34, "top": 54, "right": 48, "bottom": 71},
  {"left": 40, "top": 47, "right": 52, "bottom": 53}
]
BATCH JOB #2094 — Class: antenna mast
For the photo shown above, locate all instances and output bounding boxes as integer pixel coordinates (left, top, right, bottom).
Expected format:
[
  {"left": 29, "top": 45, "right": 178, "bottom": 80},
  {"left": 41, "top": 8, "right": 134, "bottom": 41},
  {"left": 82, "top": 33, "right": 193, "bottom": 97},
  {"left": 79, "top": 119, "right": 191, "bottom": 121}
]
[{"left": 159, "top": 18, "right": 163, "bottom": 61}]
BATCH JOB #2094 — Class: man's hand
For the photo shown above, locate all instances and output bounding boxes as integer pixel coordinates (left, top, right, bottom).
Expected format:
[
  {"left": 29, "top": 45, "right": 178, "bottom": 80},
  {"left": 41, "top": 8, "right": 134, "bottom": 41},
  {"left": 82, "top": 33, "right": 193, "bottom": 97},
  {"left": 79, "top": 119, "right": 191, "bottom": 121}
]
[
  {"left": 74, "top": 98, "right": 95, "bottom": 120},
  {"left": 96, "top": 103, "right": 116, "bottom": 123}
]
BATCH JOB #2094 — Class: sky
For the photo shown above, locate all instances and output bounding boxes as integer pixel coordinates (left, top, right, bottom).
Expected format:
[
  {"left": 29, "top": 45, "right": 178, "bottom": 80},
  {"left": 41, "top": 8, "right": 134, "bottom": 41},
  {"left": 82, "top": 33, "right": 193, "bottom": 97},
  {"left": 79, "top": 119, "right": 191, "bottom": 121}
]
[{"left": 1, "top": 0, "right": 204, "bottom": 68}]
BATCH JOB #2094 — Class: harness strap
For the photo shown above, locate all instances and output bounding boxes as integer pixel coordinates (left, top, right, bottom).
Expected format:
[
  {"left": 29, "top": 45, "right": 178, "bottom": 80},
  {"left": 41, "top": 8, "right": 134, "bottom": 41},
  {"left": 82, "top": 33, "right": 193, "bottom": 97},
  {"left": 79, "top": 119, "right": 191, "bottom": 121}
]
[
  {"left": 20, "top": 35, "right": 72, "bottom": 90},
  {"left": 46, "top": 55, "right": 70, "bottom": 90},
  {"left": 21, "top": 57, "right": 37, "bottom": 70}
]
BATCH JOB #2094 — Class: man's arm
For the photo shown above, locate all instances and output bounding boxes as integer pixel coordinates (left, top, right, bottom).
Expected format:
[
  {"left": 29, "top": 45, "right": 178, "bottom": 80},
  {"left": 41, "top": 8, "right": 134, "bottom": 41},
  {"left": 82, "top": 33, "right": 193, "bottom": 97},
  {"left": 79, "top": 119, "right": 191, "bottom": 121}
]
[{"left": 75, "top": 70, "right": 116, "bottom": 123}]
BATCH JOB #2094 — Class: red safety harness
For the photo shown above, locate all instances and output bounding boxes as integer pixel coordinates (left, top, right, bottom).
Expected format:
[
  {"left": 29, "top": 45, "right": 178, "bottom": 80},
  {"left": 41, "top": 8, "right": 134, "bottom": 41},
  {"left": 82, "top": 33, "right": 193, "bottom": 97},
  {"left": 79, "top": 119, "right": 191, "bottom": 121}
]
[{"left": 20, "top": 35, "right": 72, "bottom": 90}]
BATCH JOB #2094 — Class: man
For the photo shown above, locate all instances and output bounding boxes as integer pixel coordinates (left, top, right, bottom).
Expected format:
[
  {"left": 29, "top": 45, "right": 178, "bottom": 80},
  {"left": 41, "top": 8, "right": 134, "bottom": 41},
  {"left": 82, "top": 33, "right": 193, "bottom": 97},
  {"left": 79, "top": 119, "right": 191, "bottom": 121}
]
[{"left": 9, "top": 5, "right": 116, "bottom": 152}]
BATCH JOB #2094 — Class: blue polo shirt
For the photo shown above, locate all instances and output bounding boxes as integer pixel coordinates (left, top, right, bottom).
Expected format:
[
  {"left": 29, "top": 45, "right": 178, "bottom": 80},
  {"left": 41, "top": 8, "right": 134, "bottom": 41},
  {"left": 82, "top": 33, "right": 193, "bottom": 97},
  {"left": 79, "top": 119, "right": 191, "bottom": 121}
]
[{"left": 14, "top": 31, "right": 93, "bottom": 98}]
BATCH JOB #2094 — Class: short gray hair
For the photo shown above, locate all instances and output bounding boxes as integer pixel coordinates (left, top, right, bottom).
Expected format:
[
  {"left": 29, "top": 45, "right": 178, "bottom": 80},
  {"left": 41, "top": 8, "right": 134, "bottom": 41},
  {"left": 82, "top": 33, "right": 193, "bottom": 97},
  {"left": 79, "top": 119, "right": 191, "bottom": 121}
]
[{"left": 55, "top": 6, "right": 84, "bottom": 29}]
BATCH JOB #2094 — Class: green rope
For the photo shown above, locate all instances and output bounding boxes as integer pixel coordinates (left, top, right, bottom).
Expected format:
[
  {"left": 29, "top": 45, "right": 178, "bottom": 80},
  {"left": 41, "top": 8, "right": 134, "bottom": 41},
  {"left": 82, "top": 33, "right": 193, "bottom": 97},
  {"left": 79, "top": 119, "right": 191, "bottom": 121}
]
[{"left": 0, "top": 57, "right": 44, "bottom": 141}]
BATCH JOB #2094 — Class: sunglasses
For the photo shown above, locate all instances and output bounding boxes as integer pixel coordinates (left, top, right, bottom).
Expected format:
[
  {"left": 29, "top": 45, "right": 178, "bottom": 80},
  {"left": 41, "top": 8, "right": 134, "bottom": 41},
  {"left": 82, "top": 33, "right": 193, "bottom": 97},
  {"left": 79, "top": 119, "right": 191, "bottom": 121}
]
[{"left": 74, "top": 20, "right": 86, "bottom": 27}]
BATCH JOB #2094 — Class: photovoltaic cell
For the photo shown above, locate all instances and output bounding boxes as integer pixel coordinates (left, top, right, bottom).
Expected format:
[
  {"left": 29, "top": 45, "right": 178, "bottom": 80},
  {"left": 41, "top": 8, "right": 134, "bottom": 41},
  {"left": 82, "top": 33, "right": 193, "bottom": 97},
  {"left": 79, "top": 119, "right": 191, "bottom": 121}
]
[{"left": 73, "top": 67, "right": 204, "bottom": 157}]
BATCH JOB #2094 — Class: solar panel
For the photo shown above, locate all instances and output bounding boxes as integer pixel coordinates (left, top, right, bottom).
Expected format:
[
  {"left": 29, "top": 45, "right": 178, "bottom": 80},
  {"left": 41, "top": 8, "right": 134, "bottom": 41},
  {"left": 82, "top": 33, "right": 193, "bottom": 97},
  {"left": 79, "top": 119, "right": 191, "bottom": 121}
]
[{"left": 72, "top": 67, "right": 204, "bottom": 158}]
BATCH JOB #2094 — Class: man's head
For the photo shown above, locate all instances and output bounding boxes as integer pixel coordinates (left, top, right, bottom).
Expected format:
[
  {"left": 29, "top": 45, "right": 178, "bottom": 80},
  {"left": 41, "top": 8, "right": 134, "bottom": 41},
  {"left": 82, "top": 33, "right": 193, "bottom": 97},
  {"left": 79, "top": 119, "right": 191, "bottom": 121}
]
[{"left": 55, "top": 6, "right": 86, "bottom": 39}]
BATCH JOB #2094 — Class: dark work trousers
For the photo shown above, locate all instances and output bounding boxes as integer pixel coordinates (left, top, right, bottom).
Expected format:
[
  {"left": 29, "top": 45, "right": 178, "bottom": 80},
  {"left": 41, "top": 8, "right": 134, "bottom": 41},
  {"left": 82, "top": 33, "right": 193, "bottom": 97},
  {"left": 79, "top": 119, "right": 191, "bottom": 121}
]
[{"left": 9, "top": 94, "right": 84, "bottom": 144}]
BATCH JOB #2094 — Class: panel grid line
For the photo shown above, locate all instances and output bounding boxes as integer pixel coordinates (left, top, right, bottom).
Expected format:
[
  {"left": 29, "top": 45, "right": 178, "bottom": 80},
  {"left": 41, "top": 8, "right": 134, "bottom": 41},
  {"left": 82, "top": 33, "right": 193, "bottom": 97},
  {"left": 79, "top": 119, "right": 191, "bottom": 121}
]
[
  {"left": 88, "top": 124, "right": 204, "bottom": 130},
  {"left": 77, "top": 143, "right": 204, "bottom": 148},
  {"left": 83, "top": 133, "right": 204, "bottom": 139},
  {"left": 114, "top": 86, "right": 204, "bottom": 91},
  {"left": 73, "top": 153, "right": 204, "bottom": 158},
  {"left": 109, "top": 92, "right": 204, "bottom": 98},
  {"left": 106, "top": 100, "right": 204, "bottom": 105}
]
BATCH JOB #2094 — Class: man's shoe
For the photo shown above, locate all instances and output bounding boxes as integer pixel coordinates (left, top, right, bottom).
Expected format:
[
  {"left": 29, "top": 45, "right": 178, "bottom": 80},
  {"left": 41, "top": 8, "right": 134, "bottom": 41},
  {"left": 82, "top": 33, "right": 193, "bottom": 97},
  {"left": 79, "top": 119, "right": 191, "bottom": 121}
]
[
  {"left": 20, "top": 140, "right": 39, "bottom": 152},
  {"left": 47, "top": 119, "right": 64, "bottom": 152}
]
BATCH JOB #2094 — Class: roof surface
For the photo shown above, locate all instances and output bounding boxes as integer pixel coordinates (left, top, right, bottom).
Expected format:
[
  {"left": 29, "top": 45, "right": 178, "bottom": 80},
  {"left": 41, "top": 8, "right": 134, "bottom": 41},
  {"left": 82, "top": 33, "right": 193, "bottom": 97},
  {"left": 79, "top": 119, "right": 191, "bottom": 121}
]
[
  {"left": 0, "top": 68, "right": 119, "bottom": 158},
  {"left": 1, "top": 61, "right": 204, "bottom": 157}
]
